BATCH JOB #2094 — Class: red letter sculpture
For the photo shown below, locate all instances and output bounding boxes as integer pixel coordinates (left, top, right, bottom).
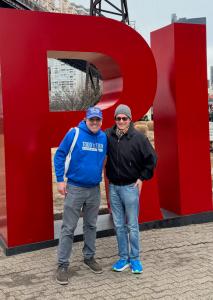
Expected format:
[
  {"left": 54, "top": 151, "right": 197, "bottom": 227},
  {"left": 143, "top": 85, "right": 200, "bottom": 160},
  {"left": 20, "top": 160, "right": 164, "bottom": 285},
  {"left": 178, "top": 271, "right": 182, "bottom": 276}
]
[
  {"left": 151, "top": 23, "right": 213, "bottom": 215},
  {"left": 0, "top": 9, "right": 157, "bottom": 253}
]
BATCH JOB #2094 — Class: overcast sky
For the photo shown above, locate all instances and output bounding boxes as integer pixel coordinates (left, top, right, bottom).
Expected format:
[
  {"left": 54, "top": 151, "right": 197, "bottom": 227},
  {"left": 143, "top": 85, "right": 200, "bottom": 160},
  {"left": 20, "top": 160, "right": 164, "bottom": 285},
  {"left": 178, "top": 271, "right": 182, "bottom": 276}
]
[{"left": 72, "top": 0, "right": 213, "bottom": 78}]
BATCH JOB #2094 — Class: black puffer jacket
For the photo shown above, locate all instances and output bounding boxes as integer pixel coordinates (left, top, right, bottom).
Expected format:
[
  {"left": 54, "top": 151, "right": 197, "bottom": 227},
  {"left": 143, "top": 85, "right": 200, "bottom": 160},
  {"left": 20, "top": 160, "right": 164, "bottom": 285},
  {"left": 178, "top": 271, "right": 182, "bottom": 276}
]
[{"left": 105, "top": 124, "right": 157, "bottom": 185}]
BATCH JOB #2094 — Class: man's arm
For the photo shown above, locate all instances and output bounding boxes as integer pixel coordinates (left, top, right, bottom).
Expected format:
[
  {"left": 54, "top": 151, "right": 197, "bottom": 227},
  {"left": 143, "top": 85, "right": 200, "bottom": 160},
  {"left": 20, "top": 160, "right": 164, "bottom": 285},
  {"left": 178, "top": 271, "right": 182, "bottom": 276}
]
[
  {"left": 54, "top": 129, "right": 76, "bottom": 195},
  {"left": 57, "top": 182, "right": 67, "bottom": 196},
  {"left": 139, "top": 137, "right": 157, "bottom": 181},
  {"left": 134, "top": 178, "right": 143, "bottom": 194}
]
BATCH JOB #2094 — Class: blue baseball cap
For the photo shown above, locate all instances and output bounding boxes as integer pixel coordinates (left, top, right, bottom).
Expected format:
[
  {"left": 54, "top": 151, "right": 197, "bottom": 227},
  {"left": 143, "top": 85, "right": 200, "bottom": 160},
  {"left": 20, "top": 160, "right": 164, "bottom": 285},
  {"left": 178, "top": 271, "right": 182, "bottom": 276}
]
[{"left": 86, "top": 107, "right": 102, "bottom": 119}]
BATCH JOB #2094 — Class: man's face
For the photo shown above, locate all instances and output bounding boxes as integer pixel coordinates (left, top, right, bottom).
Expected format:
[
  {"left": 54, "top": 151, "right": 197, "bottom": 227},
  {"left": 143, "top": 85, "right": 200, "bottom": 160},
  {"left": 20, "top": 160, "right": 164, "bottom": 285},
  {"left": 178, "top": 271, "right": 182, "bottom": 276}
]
[
  {"left": 115, "top": 114, "right": 131, "bottom": 130},
  {"left": 86, "top": 117, "right": 102, "bottom": 133}
]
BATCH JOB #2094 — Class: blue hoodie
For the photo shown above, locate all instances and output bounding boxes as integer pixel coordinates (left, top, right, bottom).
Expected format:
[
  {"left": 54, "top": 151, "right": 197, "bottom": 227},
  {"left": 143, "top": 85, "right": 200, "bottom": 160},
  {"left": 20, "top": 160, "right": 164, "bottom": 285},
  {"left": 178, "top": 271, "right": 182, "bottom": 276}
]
[{"left": 54, "top": 121, "right": 107, "bottom": 188}]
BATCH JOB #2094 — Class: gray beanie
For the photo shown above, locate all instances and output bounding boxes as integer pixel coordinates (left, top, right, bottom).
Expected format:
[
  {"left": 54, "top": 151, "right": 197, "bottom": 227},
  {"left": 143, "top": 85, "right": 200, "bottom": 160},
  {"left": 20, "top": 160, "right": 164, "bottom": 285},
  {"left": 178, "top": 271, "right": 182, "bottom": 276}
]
[{"left": 114, "top": 104, "right": 132, "bottom": 119}]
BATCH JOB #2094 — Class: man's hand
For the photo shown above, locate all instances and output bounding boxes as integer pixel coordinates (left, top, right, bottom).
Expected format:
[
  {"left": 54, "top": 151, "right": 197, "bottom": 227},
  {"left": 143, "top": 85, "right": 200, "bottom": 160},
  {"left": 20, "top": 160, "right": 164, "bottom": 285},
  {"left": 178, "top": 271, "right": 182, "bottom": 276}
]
[
  {"left": 134, "top": 179, "right": 143, "bottom": 194},
  {"left": 57, "top": 182, "right": 67, "bottom": 196}
]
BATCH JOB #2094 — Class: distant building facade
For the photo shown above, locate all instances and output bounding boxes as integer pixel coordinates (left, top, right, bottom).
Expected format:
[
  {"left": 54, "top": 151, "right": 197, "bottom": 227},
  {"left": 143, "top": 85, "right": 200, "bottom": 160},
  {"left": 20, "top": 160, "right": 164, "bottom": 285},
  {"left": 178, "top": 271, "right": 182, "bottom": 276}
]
[
  {"left": 30, "top": 0, "right": 89, "bottom": 14},
  {"left": 210, "top": 66, "right": 213, "bottom": 89},
  {"left": 48, "top": 59, "right": 85, "bottom": 98}
]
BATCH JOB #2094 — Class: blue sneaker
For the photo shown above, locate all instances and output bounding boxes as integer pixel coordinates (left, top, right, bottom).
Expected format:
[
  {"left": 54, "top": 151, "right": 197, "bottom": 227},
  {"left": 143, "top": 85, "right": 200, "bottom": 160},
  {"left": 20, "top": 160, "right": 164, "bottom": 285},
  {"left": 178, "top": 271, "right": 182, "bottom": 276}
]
[
  {"left": 112, "top": 259, "right": 129, "bottom": 272},
  {"left": 130, "top": 259, "right": 143, "bottom": 274}
]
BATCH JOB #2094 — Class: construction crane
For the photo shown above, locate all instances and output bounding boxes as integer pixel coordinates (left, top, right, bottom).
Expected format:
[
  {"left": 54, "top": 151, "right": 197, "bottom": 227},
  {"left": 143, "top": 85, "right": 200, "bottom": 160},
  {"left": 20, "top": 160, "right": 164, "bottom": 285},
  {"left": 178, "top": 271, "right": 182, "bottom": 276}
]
[
  {"left": 85, "top": 0, "right": 130, "bottom": 96},
  {"left": 90, "top": 0, "right": 129, "bottom": 24}
]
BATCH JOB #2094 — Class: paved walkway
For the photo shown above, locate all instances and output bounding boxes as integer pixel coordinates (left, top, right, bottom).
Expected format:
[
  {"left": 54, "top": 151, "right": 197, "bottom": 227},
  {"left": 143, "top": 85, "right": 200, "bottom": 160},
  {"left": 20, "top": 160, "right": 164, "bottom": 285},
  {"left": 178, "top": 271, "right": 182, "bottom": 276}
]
[{"left": 0, "top": 222, "right": 213, "bottom": 299}]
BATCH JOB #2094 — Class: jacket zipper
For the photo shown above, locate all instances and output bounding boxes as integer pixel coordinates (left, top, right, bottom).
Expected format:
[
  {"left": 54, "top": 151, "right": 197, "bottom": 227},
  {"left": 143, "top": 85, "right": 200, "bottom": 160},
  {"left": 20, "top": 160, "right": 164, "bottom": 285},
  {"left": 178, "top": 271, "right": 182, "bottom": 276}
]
[
  {"left": 95, "top": 136, "right": 98, "bottom": 176},
  {"left": 117, "top": 138, "right": 120, "bottom": 178}
]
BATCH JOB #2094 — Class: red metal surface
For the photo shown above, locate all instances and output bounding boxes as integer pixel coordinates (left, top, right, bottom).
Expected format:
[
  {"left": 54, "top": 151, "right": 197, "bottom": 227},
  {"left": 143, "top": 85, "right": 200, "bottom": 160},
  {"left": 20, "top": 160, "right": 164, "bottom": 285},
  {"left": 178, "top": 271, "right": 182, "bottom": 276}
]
[
  {"left": 0, "top": 62, "right": 7, "bottom": 245},
  {"left": 0, "top": 9, "right": 157, "bottom": 248},
  {"left": 151, "top": 23, "right": 213, "bottom": 215},
  {"left": 139, "top": 173, "right": 162, "bottom": 223}
]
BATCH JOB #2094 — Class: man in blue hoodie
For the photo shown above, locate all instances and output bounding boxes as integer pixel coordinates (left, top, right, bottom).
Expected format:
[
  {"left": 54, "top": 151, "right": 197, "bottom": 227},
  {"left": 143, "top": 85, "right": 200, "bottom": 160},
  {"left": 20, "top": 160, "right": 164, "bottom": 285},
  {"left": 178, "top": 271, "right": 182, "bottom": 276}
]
[{"left": 54, "top": 107, "right": 107, "bottom": 285}]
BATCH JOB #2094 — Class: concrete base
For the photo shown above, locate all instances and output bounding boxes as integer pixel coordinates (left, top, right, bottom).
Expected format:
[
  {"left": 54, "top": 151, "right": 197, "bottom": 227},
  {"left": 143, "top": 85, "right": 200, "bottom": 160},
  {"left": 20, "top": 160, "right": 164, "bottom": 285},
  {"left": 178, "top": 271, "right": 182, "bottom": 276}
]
[{"left": 1, "top": 210, "right": 213, "bottom": 256}]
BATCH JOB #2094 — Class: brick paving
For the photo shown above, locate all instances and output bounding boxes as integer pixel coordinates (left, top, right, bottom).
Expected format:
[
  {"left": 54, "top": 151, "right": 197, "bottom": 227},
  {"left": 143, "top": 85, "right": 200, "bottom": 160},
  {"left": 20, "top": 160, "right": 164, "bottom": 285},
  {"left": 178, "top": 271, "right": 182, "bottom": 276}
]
[
  {"left": 1, "top": 134, "right": 212, "bottom": 299},
  {"left": 0, "top": 222, "right": 213, "bottom": 299}
]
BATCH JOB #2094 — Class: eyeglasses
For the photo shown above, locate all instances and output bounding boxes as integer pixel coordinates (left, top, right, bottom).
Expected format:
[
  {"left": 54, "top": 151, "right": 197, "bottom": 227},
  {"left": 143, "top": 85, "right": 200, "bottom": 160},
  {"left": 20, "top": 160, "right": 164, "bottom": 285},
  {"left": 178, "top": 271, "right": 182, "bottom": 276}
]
[{"left": 115, "top": 116, "right": 129, "bottom": 121}]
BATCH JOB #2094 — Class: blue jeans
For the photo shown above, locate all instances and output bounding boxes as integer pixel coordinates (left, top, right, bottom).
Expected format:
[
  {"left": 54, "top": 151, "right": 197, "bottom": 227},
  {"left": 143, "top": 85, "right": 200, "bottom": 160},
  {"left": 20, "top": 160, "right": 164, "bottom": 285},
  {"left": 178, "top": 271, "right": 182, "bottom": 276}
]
[{"left": 109, "top": 183, "right": 140, "bottom": 260}]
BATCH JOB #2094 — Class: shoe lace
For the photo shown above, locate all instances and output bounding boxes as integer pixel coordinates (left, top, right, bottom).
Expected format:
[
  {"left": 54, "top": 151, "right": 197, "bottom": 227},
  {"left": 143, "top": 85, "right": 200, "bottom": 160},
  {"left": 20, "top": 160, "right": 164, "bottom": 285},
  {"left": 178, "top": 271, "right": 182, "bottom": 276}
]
[{"left": 117, "top": 259, "right": 127, "bottom": 266}]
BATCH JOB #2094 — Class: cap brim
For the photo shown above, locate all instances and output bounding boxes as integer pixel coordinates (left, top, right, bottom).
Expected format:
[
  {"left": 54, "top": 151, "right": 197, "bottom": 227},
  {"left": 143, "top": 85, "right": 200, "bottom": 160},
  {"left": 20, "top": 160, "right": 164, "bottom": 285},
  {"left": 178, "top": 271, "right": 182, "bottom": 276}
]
[{"left": 87, "top": 114, "right": 102, "bottom": 119}]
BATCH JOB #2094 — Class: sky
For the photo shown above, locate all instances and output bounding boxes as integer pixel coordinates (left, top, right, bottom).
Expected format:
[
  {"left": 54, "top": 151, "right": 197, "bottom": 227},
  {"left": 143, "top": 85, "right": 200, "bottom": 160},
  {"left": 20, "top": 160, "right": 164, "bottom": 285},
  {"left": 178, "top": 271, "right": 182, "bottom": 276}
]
[{"left": 72, "top": 0, "right": 213, "bottom": 78}]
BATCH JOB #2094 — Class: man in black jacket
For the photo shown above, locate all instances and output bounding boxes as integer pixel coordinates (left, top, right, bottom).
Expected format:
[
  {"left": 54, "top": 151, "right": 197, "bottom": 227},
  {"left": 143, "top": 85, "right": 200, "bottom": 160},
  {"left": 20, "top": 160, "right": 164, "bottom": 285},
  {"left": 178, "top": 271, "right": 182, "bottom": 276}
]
[{"left": 106, "top": 104, "right": 157, "bottom": 274}]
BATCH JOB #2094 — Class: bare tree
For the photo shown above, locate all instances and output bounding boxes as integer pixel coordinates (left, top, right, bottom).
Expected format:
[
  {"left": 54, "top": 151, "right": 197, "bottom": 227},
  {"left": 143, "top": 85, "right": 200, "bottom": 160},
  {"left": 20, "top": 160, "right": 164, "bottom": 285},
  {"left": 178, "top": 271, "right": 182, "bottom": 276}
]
[{"left": 50, "top": 88, "right": 102, "bottom": 112}]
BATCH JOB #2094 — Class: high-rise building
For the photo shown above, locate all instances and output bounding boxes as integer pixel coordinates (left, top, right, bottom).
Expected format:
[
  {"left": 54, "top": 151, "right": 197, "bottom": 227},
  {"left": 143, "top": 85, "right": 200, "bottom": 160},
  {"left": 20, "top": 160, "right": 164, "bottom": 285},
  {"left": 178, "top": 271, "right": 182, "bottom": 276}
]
[
  {"left": 48, "top": 59, "right": 82, "bottom": 96},
  {"left": 210, "top": 66, "right": 213, "bottom": 89},
  {"left": 30, "top": 0, "right": 89, "bottom": 14},
  {"left": 171, "top": 14, "right": 206, "bottom": 25},
  {"left": 43, "top": 1, "right": 89, "bottom": 99}
]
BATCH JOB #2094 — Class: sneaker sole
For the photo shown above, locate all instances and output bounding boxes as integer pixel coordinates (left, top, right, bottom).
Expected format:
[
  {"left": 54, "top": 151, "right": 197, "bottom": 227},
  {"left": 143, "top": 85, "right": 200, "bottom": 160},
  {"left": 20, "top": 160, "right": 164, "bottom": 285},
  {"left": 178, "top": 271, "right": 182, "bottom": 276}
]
[
  {"left": 84, "top": 263, "right": 103, "bottom": 274},
  {"left": 112, "top": 264, "right": 130, "bottom": 272},
  {"left": 131, "top": 270, "right": 143, "bottom": 274},
  {"left": 56, "top": 278, "right": 68, "bottom": 285}
]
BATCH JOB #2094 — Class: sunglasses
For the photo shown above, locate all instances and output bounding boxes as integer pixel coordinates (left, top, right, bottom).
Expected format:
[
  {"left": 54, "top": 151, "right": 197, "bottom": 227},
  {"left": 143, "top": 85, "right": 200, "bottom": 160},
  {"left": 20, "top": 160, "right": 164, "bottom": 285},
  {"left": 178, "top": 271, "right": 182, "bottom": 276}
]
[
  {"left": 88, "top": 117, "right": 102, "bottom": 122},
  {"left": 115, "top": 116, "right": 129, "bottom": 121}
]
